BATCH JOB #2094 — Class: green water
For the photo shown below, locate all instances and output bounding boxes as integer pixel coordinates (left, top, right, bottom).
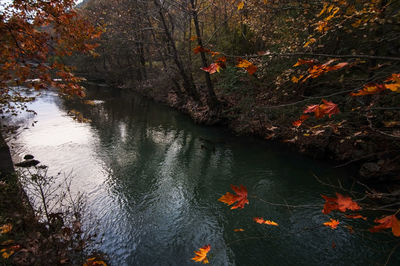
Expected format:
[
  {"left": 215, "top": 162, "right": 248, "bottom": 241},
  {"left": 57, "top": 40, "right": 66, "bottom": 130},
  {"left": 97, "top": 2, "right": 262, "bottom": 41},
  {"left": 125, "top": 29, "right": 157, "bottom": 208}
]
[{"left": 8, "top": 85, "right": 399, "bottom": 265}]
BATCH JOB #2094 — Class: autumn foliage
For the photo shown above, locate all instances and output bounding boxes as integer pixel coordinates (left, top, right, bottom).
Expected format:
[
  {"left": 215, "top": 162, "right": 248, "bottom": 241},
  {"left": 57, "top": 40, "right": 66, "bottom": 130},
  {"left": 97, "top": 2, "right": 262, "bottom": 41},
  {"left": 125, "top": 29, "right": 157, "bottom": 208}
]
[
  {"left": 321, "top": 193, "right": 361, "bottom": 214},
  {"left": 369, "top": 215, "right": 400, "bottom": 237},
  {"left": 191, "top": 245, "right": 211, "bottom": 264},
  {"left": 0, "top": 0, "right": 101, "bottom": 114},
  {"left": 218, "top": 184, "right": 249, "bottom": 210}
]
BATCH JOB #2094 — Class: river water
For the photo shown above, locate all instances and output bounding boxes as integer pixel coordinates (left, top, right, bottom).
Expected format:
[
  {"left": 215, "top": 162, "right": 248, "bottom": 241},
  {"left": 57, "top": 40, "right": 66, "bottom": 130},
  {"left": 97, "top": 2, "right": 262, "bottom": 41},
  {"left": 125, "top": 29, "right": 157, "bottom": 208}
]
[{"left": 6, "top": 85, "right": 399, "bottom": 265}]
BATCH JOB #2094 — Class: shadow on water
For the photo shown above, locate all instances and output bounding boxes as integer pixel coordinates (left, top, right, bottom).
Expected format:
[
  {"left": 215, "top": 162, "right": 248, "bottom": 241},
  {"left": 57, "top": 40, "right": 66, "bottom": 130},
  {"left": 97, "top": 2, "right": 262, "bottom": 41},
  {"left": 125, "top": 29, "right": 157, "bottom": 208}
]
[{"left": 7, "top": 84, "right": 400, "bottom": 265}]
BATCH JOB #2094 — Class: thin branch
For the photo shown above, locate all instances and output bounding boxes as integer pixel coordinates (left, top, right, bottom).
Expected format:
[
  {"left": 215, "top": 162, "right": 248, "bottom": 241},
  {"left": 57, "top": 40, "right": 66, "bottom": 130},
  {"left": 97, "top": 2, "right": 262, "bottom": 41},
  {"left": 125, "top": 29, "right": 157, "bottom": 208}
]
[
  {"left": 384, "top": 242, "right": 400, "bottom": 266},
  {"left": 221, "top": 52, "right": 400, "bottom": 62}
]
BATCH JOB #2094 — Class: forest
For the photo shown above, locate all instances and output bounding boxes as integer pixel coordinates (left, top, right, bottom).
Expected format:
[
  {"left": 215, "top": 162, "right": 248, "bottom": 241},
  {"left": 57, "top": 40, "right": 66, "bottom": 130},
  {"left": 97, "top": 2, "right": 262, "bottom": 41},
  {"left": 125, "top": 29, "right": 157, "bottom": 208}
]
[
  {"left": 73, "top": 0, "right": 400, "bottom": 182},
  {"left": 0, "top": 0, "right": 399, "bottom": 265}
]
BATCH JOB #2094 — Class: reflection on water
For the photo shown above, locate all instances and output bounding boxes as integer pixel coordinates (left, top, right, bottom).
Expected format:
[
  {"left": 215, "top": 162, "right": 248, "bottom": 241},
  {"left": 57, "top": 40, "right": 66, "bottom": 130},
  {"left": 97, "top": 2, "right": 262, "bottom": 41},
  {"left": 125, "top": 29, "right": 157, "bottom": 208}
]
[{"left": 7, "top": 86, "right": 399, "bottom": 265}]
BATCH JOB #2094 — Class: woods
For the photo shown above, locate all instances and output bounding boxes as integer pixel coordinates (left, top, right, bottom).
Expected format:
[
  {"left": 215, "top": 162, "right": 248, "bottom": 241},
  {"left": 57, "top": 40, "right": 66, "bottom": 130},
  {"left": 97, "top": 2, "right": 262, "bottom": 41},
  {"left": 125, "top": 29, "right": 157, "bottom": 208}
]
[
  {"left": 1, "top": 0, "right": 400, "bottom": 264},
  {"left": 74, "top": 0, "right": 400, "bottom": 182}
]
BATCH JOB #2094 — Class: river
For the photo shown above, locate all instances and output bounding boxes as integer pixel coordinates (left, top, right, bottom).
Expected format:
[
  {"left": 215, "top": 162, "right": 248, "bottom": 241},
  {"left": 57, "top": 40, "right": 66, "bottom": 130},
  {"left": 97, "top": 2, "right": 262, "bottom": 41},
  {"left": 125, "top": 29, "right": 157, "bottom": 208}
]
[{"left": 6, "top": 85, "right": 399, "bottom": 265}]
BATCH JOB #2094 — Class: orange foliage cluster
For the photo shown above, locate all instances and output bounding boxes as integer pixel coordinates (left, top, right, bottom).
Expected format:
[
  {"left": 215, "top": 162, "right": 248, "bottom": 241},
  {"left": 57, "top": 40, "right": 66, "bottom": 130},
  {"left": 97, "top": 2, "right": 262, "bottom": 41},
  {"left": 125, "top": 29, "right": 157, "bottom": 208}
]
[
  {"left": 321, "top": 193, "right": 361, "bottom": 214},
  {"left": 351, "top": 73, "right": 400, "bottom": 96},
  {"left": 292, "top": 59, "right": 348, "bottom": 83},
  {"left": 0, "top": 0, "right": 102, "bottom": 100},
  {"left": 293, "top": 99, "right": 339, "bottom": 127},
  {"left": 320, "top": 192, "right": 399, "bottom": 237},
  {"left": 218, "top": 184, "right": 249, "bottom": 209},
  {"left": 369, "top": 215, "right": 400, "bottom": 237}
]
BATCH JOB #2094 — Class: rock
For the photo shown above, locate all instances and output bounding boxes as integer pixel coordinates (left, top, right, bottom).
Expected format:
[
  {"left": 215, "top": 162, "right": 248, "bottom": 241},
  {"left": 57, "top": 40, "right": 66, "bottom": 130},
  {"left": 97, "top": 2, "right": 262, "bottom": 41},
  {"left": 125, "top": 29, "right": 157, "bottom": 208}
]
[
  {"left": 359, "top": 162, "right": 381, "bottom": 178},
  {"left": 23, "top": 154, "right": 34, "bottom": 160},
  {"left": 15, "top": 159, "right": 40, "bottom": 168}
]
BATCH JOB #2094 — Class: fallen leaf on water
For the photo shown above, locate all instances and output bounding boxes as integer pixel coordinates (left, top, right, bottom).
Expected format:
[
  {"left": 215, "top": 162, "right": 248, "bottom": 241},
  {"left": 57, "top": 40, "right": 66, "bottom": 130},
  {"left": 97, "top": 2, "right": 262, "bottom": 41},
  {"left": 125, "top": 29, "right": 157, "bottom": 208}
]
[
  {"left": 253, "top": 217, "right": 278, "bottom": 226},
  {"left": 321, "top": 193, "right": 361, "bottom": 214},
  {"left": 191, "top": 245, "right": 211, "bottom": 264},
  {"left": 369, "top": 215, "right": 400, "bottom": 237},
  {"left": 233, "top": 228, "right": 245, "bottom": 232},
  {"left": 219, "top": 185, "right": 249, "bottom": 210},
  {"left": 323, "top": 218, "right": 339, "bottom": 229}
]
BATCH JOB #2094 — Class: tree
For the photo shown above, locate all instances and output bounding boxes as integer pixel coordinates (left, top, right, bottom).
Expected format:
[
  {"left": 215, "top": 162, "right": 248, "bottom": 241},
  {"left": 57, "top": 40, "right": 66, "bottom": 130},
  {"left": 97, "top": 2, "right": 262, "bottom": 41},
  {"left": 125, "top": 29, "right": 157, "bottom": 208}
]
[{"left": 0, "top": 0, "right": 101, "bottom": 116}]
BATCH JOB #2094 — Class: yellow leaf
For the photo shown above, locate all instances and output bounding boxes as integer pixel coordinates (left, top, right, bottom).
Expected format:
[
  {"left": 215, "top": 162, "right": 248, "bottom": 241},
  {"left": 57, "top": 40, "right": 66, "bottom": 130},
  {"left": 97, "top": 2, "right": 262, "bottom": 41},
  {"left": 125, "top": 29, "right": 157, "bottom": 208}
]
[
  {"left": 317, "top": 3, "right": 328, "bottom": 17},
  {"left": 264, "top": 220, "right": 279, "bottom": 226},
  {"left": 0, "top": 224, "right": 12, "bottom": 234},
  {"left": 237, "top": 1, "right": 244, "bottom": 10},
  {"left": 263, "top": 0, "right": 268, "bottom": 4},
  {"left": 191, "top": 245, "right": 211, "bottom": 264},
  {"left": 352, "top": 19, "right": 362, "bottom": 28},
  {"left": 291, "top": 75, "right": 303, "bottom": 83},
  {"left": 1, "top": 250, "right": 14, "bottom": 259},
  {"left": 385, "top": 83, "right": 400, "bottom": 92},
  {"left": 383, "top": 121, "right": 400, "bottom": 127},
  {"left": 190, "top": 36, "right": 197, "bottom": 41},
  {"left": 303, "top": 38, "right": 316, "bottom": 48}
]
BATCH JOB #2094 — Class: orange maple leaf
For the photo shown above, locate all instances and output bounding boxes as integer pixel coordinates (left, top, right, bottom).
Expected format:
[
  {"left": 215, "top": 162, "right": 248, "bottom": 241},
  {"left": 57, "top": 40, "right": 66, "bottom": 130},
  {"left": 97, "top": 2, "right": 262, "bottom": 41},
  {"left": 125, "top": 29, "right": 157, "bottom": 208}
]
[
  {"left": 323, "top": 218, "right": 339, "bottom": 229},
  {"left": 191, "top": 245, "right": 211, "bottom": 264},
  {"left": 236, "top": 58, "right": 257, "bottom": 75},
  {"left": 253, "top": 217, "right": 278, "bottom": 226},
  {"left": 303, "top": 99, "right": 339, "bottom": 119},
  {"left": 350, "top": 83, "right": 386, "bottom": 96},
  {"left": 292, "top": 114, "right": 309, "bottom": 127},
  {"left": 321, "top": 193, "right": 361, "bottom": 214},
  {"left": 219, "top": 184, "right": 249, "bottom": 210},
  {"left": 201, "top": 63, "right": 221, "bottom": 74},
  {"left": 369, "top": 215, "right": 400, "bottom": 237}
]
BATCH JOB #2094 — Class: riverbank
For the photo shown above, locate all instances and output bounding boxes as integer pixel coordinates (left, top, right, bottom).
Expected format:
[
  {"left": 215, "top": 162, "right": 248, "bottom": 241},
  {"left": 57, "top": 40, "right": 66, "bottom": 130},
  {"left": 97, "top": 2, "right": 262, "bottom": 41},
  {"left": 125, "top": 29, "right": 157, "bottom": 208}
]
[
  {"left": 0, "top": 133, "right": 91, "bottom": 265},
  {"left": 125, "top": 77, "right": 400, "bottom": 188}
]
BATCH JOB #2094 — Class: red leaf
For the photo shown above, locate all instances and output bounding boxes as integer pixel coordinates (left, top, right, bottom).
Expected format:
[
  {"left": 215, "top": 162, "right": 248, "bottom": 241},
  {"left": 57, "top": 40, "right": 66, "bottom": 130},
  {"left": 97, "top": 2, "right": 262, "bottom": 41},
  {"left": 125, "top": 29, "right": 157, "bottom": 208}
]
[
  {"left": 321, "top": 193, "right": 361, "bottom": 214},
  {"left": 292, "top": 114, "right": 309, "bottom": 127},
  {"left": 303, "top": 99, "right": 339, "bottom": 119},
  {"left": 218, "top": 184, "right": 249, "bottom": 210},
  {"left": 201, "top": 63, "right": 221, "bottom": 74},
  {"left": 369, "top": 215, "right": 400, "bottom": 237}
]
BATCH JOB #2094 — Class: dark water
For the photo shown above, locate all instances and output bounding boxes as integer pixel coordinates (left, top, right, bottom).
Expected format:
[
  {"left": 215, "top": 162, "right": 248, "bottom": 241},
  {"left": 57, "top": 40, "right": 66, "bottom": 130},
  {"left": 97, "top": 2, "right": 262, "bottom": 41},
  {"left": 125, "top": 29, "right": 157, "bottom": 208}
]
[{"left": 7, "top": 86, "right": 399, "bottom": 265}]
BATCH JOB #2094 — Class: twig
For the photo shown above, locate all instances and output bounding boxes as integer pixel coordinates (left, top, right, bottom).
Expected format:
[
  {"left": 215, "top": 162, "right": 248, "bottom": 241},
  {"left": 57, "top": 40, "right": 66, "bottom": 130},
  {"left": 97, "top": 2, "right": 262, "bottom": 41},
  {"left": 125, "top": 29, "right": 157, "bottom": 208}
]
[
  {"left": 384, "top": 242, "right": 400, "bottom": 266},
  {"left": 221, "top": 52, "right": 400, "bottom": 62},
  {"left": 250, "top": 195, "right": 321, "bottom": 209}
]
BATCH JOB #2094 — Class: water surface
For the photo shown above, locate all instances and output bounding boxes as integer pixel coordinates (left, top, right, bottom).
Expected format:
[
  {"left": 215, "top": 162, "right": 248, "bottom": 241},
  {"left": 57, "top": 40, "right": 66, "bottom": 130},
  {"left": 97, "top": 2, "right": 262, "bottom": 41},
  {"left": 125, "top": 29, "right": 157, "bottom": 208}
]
[{"left": 7, "top": 86, "right": 399, "bottom": 265}]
